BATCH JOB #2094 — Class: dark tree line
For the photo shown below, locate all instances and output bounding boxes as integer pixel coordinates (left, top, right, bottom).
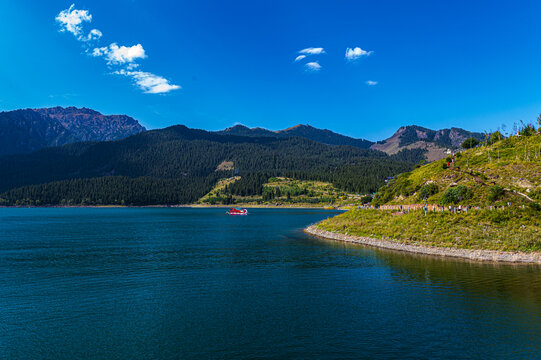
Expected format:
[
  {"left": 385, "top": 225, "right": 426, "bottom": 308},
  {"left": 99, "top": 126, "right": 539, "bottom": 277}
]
[
  {"left": 0, "top": 125, "right": 416, "bottom": 205},
  {"left": 0, "top": 175, "right": 220, "bottom": 206}
]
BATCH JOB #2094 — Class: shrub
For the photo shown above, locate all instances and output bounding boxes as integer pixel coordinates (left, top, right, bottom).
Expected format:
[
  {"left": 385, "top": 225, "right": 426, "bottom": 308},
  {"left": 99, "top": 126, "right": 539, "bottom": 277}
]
[
  {"left": 462, "top": 137, "right": 479, "bottom": 149},
  {"left": 372, "top": 188, "right": 394, "bottom": 206},
  {"left": 392, "top": 175, "right": 418, "bottom": 197},
  {"left": 440, "top": 185, "right": 472, "bottom": 205},
  {"left": 360, "top": 195, "right": 373, "bottom": 204},
  {"left": 531, "top": 189, "right": 541, "bottom": 201},
  {"left": 488, "top": 185, "right": 505, "bottom": 202},
  {"left": 528, "top": 202, "right": 541, "bottom": 212},
  {"left": 487, "top": 131, "right": 504, "bottom": 145},
  {"left": 442, "top": 162, "right": 448, "bottom": 170},
  {"left": 417, "top": 183, "right": 439, "bottom": 201},
  {"left": 519, "top": 124, "right": 537, "bottom": 137}
]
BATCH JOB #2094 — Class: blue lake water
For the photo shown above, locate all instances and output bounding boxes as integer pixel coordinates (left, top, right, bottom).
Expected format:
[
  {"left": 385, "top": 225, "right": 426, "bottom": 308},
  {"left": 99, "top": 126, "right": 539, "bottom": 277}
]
[{"left": 0, "top": 207, "right": 540, "bottom": 359}]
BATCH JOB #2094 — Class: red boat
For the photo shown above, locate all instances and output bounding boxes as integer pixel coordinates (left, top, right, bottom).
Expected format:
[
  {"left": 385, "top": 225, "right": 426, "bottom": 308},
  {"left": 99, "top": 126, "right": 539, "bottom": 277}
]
[{"left": 227, "top": 208, "right": 248, "bottom": 215}]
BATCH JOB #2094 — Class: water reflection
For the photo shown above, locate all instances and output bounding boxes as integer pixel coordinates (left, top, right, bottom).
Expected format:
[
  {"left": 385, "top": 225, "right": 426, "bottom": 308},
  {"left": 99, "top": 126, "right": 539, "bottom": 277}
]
[{"left": 310, "top": 236, "right": 541, "bottom": 313}]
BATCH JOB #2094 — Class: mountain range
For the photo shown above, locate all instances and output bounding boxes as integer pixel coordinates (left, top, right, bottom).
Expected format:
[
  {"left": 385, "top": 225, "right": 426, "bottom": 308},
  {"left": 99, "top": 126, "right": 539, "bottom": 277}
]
[
  {"left": 0, "top": 107, "right": 145, "bottom": 156},
  {"left": 0, "top": 106, "right": 484, "bottom": 161},
  {"left": 0, "top": 106, "right": 489, "bottom": 205},
  {"left": 0, "top": 125, "right": 412, "bottom": 205},
  {"left": 216, "top": 123, "right": 484, "bottom": 161}
]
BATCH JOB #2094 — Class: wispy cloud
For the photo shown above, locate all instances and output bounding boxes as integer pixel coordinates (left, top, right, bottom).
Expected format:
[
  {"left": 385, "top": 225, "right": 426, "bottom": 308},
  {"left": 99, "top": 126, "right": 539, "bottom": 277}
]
[
  {"left": 299, "top": 47, "right": 325, "bottom": 55},
  {"left": 295, "top": 47, "right": 324, "bottom": 70},
  {"left": 55, "top": 4, "right": 179, "bottom": 94},
  {"left": 365, "top": 80, "right": 378, "bottom": 86},
  {"left": 305, "top": 61, "right": 322, "bottom": 72},
  {"left": 345, "top": 47, "right": 373, "bottom": 61},
  {"left": 114, "top": 70, "right": 181, "bottom": 94}
]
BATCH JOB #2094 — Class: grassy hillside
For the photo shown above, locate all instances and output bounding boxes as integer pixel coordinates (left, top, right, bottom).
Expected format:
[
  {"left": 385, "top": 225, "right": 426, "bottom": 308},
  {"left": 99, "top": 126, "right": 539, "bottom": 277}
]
[
  {"left": 373, "top": 133, "right": 541, "bottom": 207},
  {"left": 198, "top": 176, "right": 369, "bottom": 207},
  {"left": 317, "top": 207, "right": 541, "bottom": 252},
  {"left": 315, "top": 131, "right": 541, "bottom": 253}
]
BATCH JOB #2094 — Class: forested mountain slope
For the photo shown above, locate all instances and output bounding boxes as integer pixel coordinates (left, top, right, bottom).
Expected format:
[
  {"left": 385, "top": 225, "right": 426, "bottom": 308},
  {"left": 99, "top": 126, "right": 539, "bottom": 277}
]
[{"left": 0, "top": 125, "right": 413, "bottom": 205}]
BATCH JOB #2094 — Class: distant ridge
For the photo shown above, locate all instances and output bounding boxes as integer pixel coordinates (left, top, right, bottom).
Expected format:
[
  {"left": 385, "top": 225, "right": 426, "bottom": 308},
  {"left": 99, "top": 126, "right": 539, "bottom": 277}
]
[
  {"left": 370, "top": 125, "right": 485, "bottom": 161},
  {"left": 217, "top": 123, "right": 484, "bottom": 161},
  {"left": 0, "top": 105, "right": 485, "bottom": 162},
  {"left": 216, "top": 124, "right": 374, "bottom": 149},
  {"left": 34, "top": 107, "right": 145, "bottom": 142},
  {"left": 218, "top": 125, "right": 276, "bottom": 138},
  {"left": 0, "top": 107, "right": 145, "bottom": 156}
]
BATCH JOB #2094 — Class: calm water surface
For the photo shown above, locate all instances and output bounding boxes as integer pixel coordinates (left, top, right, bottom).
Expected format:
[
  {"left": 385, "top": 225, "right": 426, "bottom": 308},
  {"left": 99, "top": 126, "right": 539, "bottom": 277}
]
[{"left": 0, "top": 208, "right": 540, "bottom": 359}]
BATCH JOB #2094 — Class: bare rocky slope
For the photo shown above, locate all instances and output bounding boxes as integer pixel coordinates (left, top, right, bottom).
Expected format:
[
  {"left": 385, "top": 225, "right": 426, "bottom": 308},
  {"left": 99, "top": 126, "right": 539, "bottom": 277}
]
[
  {"left": 0, "top": 107, "right": 145, "bottom": 156},
  {"left": 371, "top": 125, "right": 484, "bottom": 161}
]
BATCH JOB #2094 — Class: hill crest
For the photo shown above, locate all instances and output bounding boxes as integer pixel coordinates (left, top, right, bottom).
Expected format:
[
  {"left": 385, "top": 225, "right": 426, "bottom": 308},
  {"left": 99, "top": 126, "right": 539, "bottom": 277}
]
[
  {"left": 370, "top": 125, "right": 485, "bottom": 161},
  {"left": 373, "top": 132, "right": 541, "bottom": 207}
]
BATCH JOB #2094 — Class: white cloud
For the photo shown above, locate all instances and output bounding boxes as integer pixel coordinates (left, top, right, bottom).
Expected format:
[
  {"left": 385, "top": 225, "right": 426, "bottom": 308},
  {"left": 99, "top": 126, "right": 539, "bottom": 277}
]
[
  {"left": 92, "top": 47, "right": 106, "bottom": 56},
  {"left": 56, "top": 5, "right": 180, "bottom": 94},
  {"left": 345, "top": 47, "right": 373, "bottom": 61},
  {"left": 85, "top": 29, "right": 102, "bottom": 41},
  {"left": 299, "top": 47, "right": 325, "bottom": 55},
  {"left": 56, "top": 4, "right": 92, "bottom": 37},
  {"left": 92, "top": 43, "right": 146, "bottom": 64},
  {"left": 56, "top": 5, "right": 102, "bottom": 42},
  {"left": 115, "top": 70, "right": 181, "bottom": 94},
  {"left": 305, "top": 61, "right": 322, "bottom": 71},
  {"left": 365, "top": 80, "right": 378, "bottom": 86},
  {"left": 125, "top": 63, "right": 140, "bottom": 70},
  {"left": 294, "top": 55, "right": 306, "bottom": 62}
]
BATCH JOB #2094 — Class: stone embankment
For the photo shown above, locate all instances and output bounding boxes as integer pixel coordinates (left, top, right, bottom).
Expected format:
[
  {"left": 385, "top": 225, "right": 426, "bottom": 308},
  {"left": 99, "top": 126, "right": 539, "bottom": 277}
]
[{"left": 304, "top": 225, "right": 541, "bottom": 264}]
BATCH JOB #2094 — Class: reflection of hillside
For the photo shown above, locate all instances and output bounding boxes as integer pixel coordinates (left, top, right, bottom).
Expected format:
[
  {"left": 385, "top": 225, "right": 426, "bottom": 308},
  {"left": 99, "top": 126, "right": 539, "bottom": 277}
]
[{"left": 315, "top": 237, "right": 541, "bottom": 308}]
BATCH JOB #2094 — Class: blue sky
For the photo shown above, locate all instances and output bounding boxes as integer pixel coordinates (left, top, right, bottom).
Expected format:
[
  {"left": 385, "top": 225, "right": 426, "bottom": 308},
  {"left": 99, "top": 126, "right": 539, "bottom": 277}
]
[{"left": 1, "top": 0, "right": 541, "bottom": 140}]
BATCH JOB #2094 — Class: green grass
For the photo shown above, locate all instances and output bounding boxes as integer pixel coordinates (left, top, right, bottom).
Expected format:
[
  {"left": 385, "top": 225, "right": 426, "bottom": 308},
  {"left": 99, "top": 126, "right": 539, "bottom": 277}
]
[
  {"left": 373, "top": 133, "right": 541, "bottom": 207},
  {"left": 317, "top": 134, "right": 541, "bottom": 253},
  {"left": 198, "top": 176, "right": 363, "bottom": 206},
  {"left": 317, "top": 208, "right": 541, "bottom": 252},
  {"left": 198, "top": 176, "right": 240, "bottom": 204},
  {"left": 318, "top": 134, "right": 541, "bottom": 252}
]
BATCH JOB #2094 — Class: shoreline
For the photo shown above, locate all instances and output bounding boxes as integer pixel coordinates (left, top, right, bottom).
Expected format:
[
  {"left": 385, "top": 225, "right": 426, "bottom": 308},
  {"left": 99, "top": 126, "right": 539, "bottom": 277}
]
[
  {"left": 304, "top": 225, "right": 541, "bottom": 264},
  {"left": 0, "top": 204, "right": 342, "bottom": 210}
]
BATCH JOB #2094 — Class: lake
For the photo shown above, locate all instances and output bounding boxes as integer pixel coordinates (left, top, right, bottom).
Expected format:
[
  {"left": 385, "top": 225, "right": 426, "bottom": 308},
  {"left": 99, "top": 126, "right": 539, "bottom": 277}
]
[{"left": 0, "top": 207, "right": 540, "bottom": 359}]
